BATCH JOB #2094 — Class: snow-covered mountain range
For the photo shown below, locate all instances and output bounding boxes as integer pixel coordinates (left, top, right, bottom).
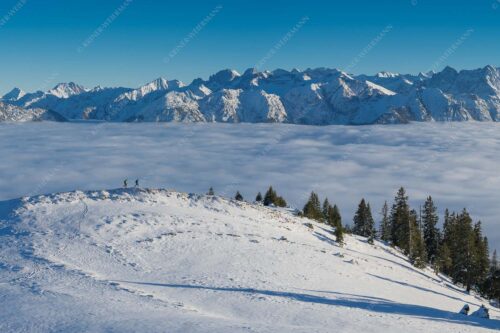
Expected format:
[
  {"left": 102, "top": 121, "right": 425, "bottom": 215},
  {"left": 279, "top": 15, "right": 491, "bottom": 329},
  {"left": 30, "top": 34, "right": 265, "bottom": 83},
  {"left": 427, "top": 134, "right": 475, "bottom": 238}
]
[
  {"left": 2, "top": 65, "right": 500, "bottom": 124},
  {"left": 0, "top": 188, "right": 498, "bottom": 332}
]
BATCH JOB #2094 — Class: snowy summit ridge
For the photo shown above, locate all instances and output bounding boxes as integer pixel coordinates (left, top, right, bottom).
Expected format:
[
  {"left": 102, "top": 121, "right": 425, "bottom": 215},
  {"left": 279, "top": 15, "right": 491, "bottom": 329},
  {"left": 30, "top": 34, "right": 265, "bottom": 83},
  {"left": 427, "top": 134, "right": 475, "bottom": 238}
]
[
  {"left": 47, "top": 82, "right": 88, "bottom": 99},
  {"left": 2, "top": 65, "right": 500, "bottom": 124}
]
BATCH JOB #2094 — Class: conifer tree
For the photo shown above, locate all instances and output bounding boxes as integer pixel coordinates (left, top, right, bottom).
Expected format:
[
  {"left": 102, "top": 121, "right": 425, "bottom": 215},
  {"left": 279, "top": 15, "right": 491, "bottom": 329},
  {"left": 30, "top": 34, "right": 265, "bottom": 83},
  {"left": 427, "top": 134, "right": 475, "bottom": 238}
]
[
  {"left": 325, "top": 203, "right": 334, "bottom": 226},
  {"left": 366, "top": 203, "right": 376, "bottom": 244},
  {"left": 207, "top": 187, "right": 215, "bottom": 196},
  {"left": 334, "top": 205, "right": 344, "bottom": 246},
  {"left": 235, "top": 191, "right": 243, "bottom": 201},
  {"left": 322, "top": 198, "right": 330, "bottom": 222},
  {"left": 441, "top": 209, "right": 456, "bottom": 249},
  {"left": 325, "top": 205, "right": 334, "bottom": 226},
  {"left": 263, "top": 186, "right": 277, "bottom": 206},
  {"left": 443, "top": 208, "right": 451, "bottom": 235},
  {"left": 490, "top": 268, "right": 500, "bottom": 304},
  {"left": 324, "top": 203, "right": 344, "bottom": 245},
  {"left": 435, "top": 243, "right": 452, "bottom": 274},
  {"left": 323, "top": 202, "right": 340, "bottom": 228},
  {"left": 409, "top": 210, "right": 427, "bottom": 268},
  {"left": 255, "top": 192, "right": 263, "bottom": 202},
  {"left": 492, "top": 250, "right": 498, "bottom": 272},
  {"left": 484, "top": 250, "right": 500, "bottom": 303},
  {"left": 331, "top": 204, "right": 342, "bottom": 230},
  {"left": 303, "top": 192, "right": 322, "bottom": 221},
  {"left": 390, "top": 187, "right": 411, "bottom": 254},
  {"left": 353, "top": 198, "right": 368, "bottom": 236},
  {"left": 275, "top": 195, "right": 287, "bottom": 207},
  {"left": 482, "top": 250, "right": 500, "bottom": 296},
  {"left": 263, "top": 186, "right": 287, "bottom": 207},
  {"left": 353, "top": 199, "right": 376, "bottom": 243},
  {"left": 440, "top": 210, "right": 457, "bottom": 276},
  {"left": 472, "top": 222, "right": 490, "bottom": 287},
  {"left": 449, "top": 209, "right": 476, "bottom": 292},
  {"left": 379, "top": 201, "right": 391, "bottom": 243},
  {"left": 410, "top": 233, "right": 428, "bottom": 268},
  {"left": 422, "top": 196, "right": 440, "bottom": 263}
]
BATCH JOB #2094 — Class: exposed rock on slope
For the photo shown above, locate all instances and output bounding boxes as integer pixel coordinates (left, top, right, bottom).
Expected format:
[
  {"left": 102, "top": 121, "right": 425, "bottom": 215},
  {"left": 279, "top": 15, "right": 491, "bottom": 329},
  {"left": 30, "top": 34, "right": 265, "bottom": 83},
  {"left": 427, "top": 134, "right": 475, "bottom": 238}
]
[{"left": 0, "top": 102, "right": 66, "bottom": 122}]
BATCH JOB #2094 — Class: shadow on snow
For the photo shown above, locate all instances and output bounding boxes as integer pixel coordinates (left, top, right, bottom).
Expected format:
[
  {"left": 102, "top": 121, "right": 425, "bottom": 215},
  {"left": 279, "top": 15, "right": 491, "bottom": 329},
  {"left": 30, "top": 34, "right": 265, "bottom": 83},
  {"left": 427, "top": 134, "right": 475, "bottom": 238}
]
[
  {"left": 367, "top": 273, "right": 482, "bottom": 308},
  {"left": 115, "top": 280, "right": 500, "bottom": 330}
]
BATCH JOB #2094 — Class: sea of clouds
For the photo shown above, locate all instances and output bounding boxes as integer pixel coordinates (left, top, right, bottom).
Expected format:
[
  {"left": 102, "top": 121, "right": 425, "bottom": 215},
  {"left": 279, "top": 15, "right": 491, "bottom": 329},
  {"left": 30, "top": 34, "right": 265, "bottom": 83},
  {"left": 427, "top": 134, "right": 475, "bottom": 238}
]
[{"left": 1, "top": 122, "right": 498, "bottom": 251}]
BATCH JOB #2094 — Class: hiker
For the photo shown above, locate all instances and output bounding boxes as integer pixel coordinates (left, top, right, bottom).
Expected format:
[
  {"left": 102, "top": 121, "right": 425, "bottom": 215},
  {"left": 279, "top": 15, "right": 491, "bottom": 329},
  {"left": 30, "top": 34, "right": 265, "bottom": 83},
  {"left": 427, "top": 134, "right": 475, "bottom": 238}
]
[
  {"left": 459, "top": 304, "right": 470, "bottom": 315},
  {"left": 123, "top": 179, "right": 128, "bottom": 188},
  {"left": 471, "top": 305, "right": 490, "bottom": 319},
  {"left": 135, "top": 179, "right": 139, "bottom": 187}
]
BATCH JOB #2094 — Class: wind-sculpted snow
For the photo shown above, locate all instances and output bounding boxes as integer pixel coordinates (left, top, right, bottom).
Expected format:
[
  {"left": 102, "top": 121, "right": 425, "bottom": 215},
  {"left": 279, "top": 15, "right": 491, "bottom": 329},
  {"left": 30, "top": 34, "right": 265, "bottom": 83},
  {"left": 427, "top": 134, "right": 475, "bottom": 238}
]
[
  {"left": 2, "top": 66, "right": 500, "bottom": 124},
  {"left": 0, "top": 189, "right": 498, "bottom": 332},
  {"left": 0, "top": 122, "right": 499, "bottom": 254}
]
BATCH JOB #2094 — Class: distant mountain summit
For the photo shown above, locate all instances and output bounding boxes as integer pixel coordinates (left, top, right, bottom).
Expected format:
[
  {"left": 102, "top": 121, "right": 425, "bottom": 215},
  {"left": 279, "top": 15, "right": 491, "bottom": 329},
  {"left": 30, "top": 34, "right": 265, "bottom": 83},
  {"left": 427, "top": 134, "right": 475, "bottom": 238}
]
[
  {"left": 2, "top": 66, "right": 500, "bottom": 124},
  {"left": 2, "top": 87, "right": 26, "bottom": 102},
  {"left": 48, "top": 82, "right": 88, "bottom": 99}
]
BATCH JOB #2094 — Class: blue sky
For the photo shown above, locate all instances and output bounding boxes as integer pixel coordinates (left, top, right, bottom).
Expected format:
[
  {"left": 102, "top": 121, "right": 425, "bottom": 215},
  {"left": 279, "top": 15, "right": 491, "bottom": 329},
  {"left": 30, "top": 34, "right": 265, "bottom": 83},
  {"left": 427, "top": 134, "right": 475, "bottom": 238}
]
[{"left": 0, "top": 0, "right": 499, "bottom": 94}]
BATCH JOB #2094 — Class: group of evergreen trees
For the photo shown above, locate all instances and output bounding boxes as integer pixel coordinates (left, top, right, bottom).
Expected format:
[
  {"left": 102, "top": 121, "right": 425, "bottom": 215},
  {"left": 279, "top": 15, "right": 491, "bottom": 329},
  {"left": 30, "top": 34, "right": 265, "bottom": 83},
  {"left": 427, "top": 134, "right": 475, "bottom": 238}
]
[
  {"left": 388, "top": 188, "right": 428, "bottom": 268},
  {"left": 302, "top": 192, "right": 344, "bottom": 245},
  {"left": 438, "top": 210, "right": 491, "bottom": 294},
  {"left": 350, "top": 187, "right": 498, "bottom": 301},
  {"left": 207, "top": 186, "right": 286, "bottom": 207},
  {"left": 260, "top": 186, "right": 287, "bottom": 207}
]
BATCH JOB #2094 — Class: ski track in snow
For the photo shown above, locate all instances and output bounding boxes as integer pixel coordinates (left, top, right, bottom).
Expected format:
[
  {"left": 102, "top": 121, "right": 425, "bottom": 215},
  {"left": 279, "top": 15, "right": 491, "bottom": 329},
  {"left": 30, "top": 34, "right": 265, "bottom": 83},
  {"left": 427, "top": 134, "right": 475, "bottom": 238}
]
[
  {"left": 0, "top": 122, "right": 499, "bottom": 252},
  {"left": 0, "top": 188, "right": 498, "bottom": 332}
]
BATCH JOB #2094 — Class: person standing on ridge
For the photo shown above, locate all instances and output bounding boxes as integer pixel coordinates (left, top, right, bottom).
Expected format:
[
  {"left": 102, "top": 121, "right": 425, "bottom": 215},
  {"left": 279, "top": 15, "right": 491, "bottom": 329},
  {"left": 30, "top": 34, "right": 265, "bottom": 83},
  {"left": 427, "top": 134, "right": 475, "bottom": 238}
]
[
  {"left": 135, "top": 179, "right": 139, "bottom": 187},
  {"left": 123, "top": 179, "right": 128, "bottom": 188}
]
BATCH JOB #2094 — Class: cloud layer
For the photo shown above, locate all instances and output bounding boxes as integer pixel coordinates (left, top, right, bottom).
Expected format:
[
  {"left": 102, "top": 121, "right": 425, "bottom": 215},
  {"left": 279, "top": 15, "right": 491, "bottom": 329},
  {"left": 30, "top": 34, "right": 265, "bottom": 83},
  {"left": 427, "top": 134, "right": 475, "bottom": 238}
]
[{"left": 1, "top": 122, "right": 498, "bottom": 251}]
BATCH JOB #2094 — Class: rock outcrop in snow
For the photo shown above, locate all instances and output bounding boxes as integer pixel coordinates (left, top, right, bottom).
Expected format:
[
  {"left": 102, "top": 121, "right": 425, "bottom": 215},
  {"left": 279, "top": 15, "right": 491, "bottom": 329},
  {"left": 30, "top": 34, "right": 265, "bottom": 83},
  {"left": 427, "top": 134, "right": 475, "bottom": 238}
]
[
  {"left": 0, "top": 101, "right": 66, "bottom": 122},
  {"left": 3, "top": 65, "right": 500, "bottom": 124}
]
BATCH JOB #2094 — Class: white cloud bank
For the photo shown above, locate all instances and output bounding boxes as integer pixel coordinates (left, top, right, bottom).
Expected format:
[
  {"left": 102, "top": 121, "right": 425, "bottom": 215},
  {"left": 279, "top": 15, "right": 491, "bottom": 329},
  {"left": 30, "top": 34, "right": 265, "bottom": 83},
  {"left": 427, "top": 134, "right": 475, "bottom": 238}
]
[{"left": 0, "top": 122, "right": 498, "bottom": 251}]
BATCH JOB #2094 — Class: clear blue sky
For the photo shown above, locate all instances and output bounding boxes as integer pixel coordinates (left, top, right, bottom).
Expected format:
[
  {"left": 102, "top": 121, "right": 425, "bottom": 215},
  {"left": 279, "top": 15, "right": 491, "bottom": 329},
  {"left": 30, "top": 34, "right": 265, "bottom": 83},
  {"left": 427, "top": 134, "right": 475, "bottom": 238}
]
[{"left": 0, "top": 0, "right": 499, "bottom": 94}]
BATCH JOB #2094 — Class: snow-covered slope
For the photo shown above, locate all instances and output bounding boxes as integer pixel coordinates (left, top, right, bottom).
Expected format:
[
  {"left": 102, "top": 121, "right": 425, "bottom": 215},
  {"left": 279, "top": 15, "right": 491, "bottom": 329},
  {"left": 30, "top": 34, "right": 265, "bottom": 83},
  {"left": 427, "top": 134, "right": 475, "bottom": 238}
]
[
  {"left": 2, "top": 66, "right": 500, "bottom": 124},
  {"left": 0, "top": 188, "right": 497, "bottom": 332}
]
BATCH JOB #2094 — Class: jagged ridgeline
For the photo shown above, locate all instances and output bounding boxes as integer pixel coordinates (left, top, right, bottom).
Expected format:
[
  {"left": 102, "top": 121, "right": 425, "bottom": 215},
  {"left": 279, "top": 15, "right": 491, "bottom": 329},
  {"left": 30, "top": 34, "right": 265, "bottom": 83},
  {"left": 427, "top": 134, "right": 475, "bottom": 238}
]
[{"left": 2, "top": 66, "right": 500, "bottom": 124}]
